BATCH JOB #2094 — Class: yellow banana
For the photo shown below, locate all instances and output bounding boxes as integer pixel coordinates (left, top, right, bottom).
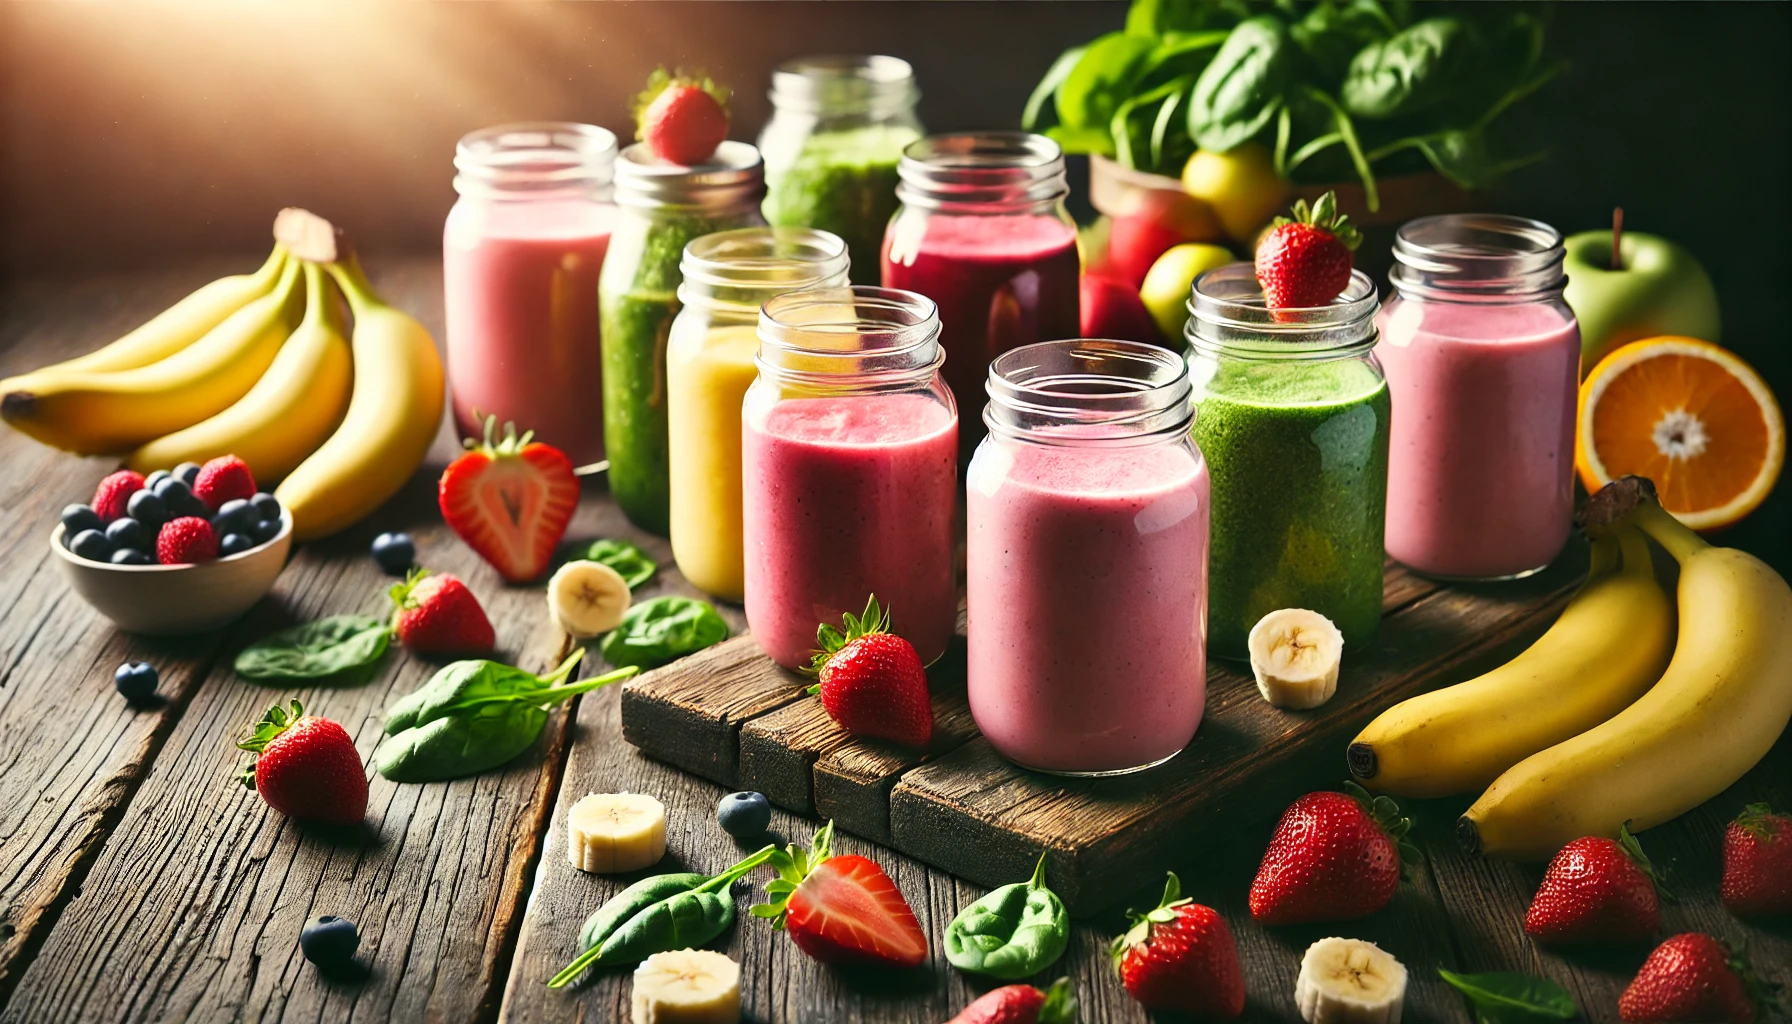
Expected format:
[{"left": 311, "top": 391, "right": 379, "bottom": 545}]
[
  {"left": 0, "top": 257, "right": 304, "bottom": 454},
  {"left": 128, "top": 261, "right": 353, "bottom": 481},
  {"left": 276, "top": 257, "right": 444, "bottom": 541},
  {"left": 1348, "top": 525, "right": 1673, "bottom": 798},
  {"left": 1461, "top": 477, "right": 1792, "bottom": 860}
]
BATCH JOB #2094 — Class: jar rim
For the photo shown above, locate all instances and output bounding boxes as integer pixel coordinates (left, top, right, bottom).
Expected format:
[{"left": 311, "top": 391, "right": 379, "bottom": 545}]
[
  {"left": 614, "top": 141, "right": 765, "bottom": 211},
  {"left": 985, "top": 339, "right": 1193, "bottom": 444},
  {"left": 1390, "top": 213, "right": 1567, "bottom": 300},
  {"left": 758, "top": 286, "right": 943, "bottom": 381},
  {"left": 896, "top": 131, "right": 1068, "bottom": 211},
  {"left": 1187, "top": 264, "right": 1380, "bottom": 357},
  {"left": 678, "top": 227, "right": 850, "bottom": 297},
  {"left": 453, "top": 122, "right": 618, "bottom": 198}
]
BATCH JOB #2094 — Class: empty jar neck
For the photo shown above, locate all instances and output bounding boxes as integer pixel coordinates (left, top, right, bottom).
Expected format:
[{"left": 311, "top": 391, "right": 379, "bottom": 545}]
[
  {"left": 453, "top": 122, "right": 618, "bottom": 202},
  {"left": 985, "top": 339, "right": 1193, "bottom": 446},
  {"left": 1187, "top": 264, "right": 1381, "bottom": 361},
  {"left": 614, "top": 141, "right": 765, "bottom": 214},
  {"left": 895, "top": 131, "right": 1068, "bottom": 214},
  {"left": 1390, "top": 213, "right": 1567, "bottom": 303},
  {"left": 757, "top": 286, "right": 943, "bottom": 389},
  {"left": 769, "top": 55, "right": 918, "bottom": 119},
  {"left": 678, "top": 228, "right": 851, "bottom": 317}
]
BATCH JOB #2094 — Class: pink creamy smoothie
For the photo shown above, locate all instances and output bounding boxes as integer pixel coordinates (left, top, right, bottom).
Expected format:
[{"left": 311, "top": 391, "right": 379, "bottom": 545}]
[
  {"left": 967, "top": 441, "right": 1210, "bottom": 773},
  {"left": 444, "top": 197, "right": 615, "bottom": 465},
  {"left": 742, "top": 393, "right": 959, "bottom": 669},
  {"left": 1377, "top": 298, "right": 1580, "bottom": 579}
]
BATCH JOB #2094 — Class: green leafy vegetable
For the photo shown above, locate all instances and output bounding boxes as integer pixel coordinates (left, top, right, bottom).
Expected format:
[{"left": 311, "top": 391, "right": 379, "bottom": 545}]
[
  {"left": 944, "top": 853, "right": 1070, "bottom": 980},
  {"left": 1056, "top": 32, "right": 1158, "bottom": 135},
  {"left": 1438, "top": 969, "right": 1577, "bottom": 1024},
  {"left": 234, "top": 615, "right": 390, "bottom": 684},
  {"left": 578, "top": 538, "right": 657, "bottom": 589},
  {"left": 376, "top": 651, "right": 637, "bottom": 782},
  {"left": 600, "top": 596, "right": 729, "bottom": 670},
  {"left": 1341, "top": 17, "right": 1471, "bottom": 120},
  {"left": 1187, "top": 15, "right": 1295, "bottom": 152}
]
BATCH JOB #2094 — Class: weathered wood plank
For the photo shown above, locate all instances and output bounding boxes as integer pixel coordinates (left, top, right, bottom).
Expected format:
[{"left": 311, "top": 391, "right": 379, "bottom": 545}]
[{"left": 619, "top": 635, "right": 809, "bottom": 787}]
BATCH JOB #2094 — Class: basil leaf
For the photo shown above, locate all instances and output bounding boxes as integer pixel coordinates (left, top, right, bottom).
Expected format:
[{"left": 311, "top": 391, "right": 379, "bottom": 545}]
[
  {"left": 581, "top": 539, "right": 656, "bottom": 589},
  {"left": 1187, "top": 14, "right": 1295, "bottom": 152},
  {"left": 1341, "top": 17, "right": 1471, "bottom": 120},
  {"left": 1438, "top": 969, "right": 1576, "bottom": 1024},
  {"left": 234, "top": 615, "right": 390, "bottom": 683},
  {"left": 601, "top": 596, "right": 730, "bottom": 670}
]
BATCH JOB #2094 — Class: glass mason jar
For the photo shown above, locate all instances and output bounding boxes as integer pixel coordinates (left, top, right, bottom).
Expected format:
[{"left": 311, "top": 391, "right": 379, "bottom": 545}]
[
  {"left": 759, "top": 55, "right": 923, "bottom": 287},
  {"left": 667, "top": 227, "right": 850, "bottom": 602},
  {"left": 967, "top": 339, "right": 1210, "bottom": 776},
  {"left": 601, "top": 141, "right": 766, "bottom": 535},
  {"left": 742, "top": 286, "right": 958, "bottom": 670},
  {"left": 1187, "top": 264, "right": 1390, "bottom": 660},
  {"left": 881, "top": 132, "right": 1081, "bottom": 463},
  {"left": 444, "top": 122, "right": 618, "bottom": 466},
  {"left": 1378, "top": 214, "right": 1580, "bottom": 581}
]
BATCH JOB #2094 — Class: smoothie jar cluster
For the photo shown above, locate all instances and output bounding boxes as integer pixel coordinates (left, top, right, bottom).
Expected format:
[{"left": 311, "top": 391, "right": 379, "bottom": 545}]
[
  {"left": 444, "top": 122, "right": 618, "bottom": 466},
  {"left": 666, "top": 227, "right": 850, "bottom": 601},
  {"left": 601, "top": 141, "right": 766, "bottom": 535},
  {"left": 1187, "top": 264, "right": 1390, "bottom": 660},
  {"left": 1377, "top": 215, "right": 1580, "bottom": 580},
  {"left": 742, "top": 286, "right": 958, "bottom": 670},
  {"left": 967, "top": 340, "right": 1210, "bottom": 776},
  {"left": 759, "top": 55, "right": 922, "bottom": 286},
  {"left": 881, "top": 132, "right": 1080, "bottom": 462}
]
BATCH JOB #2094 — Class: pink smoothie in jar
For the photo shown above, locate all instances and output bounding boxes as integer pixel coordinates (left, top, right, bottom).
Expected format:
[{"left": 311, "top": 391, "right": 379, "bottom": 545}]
[
  {"left": 1378, "top": 215, "right": 1580, "bottom": 580},
  {"left": 742, "top": 288, "right": 959, "bottom": 670},
  {"left": 967, "top": 340, "right": 1209, "bottom": 775},
  {"left": 444, "top": 123, "right": 619, "bottom": 466}
]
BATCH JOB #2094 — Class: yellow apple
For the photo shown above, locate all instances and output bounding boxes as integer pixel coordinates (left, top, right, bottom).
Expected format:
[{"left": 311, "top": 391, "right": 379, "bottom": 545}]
[
  {"left": 1141, "top": 243, "right": 1240, "bottom": 342},
  {"left": 1182, "top": 143, "right": 1290, "bottom": 243}
]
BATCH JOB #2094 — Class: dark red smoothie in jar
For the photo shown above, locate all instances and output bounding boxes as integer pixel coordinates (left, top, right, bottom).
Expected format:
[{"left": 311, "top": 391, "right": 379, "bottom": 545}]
[{"left": 881, "top": 132, "right": 1080, "bottom": 460}]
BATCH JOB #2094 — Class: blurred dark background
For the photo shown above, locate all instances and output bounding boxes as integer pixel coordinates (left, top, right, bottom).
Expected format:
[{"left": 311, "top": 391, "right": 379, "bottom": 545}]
[{"left": 0, "top": 1, "right": 1785, "bottom": 566}]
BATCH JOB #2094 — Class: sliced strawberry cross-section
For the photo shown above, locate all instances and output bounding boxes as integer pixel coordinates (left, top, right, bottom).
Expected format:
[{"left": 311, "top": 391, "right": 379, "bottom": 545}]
[
  {"left": 438, "top": 414, "right": 579, "bottom": 583},
  {"left": 751, "top": 820, "right": 928, "bottom": 969}
]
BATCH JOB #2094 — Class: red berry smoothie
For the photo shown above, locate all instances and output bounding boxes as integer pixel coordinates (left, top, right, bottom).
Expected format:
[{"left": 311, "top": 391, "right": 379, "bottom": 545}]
[{"left": 742, "top": 393, "right": 958, "bottom": 669}]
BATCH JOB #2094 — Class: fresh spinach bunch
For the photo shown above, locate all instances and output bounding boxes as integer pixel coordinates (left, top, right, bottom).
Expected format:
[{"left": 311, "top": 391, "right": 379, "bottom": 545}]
[
  {"left": 376, "top": 651, "right": 638, "bottom": 782},
  {"left": 547, "top": 845, "right": 775, "bottom": 988},
  {"left": 944, "top": 853, "right": 1070, "bottom": 980},
  {"left": 600, "top": 596, "right": 729, "bottom": 670},
  {"left": 234, "top": 615, "right": 391, "bottom": 685}
]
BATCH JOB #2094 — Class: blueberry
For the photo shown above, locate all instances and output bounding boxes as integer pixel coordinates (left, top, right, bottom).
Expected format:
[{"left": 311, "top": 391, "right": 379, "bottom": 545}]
[
  {"left": 717, "top": 791, "right": 771, "bottom": 839},
  {"left": 299, "top": 915, "right": 359, "bottom": 968},
  {"left": 250, "top": 516, "right": 281, "bottom": 544},
  {"left": 152, "top": 479, "right": 206, "bottom": 519},
  {"left": 144, "top": 469, "right": 171, "bottom": 491},
  {"left": 105, "top": 517, "right": 147, "bottom": 551},
  {"left": 214, "top": 498, "right": 255, "bottom": 535},
  {"left": 251, "top": 492, "right": 282, "bottom": 523},
  {"left": 126, "top": 489, "right": 167, "bottom": 529},
  {"left": 370, "top": 532, "right": 415, "bottom": 576},
  {"left": 110, "top": 548, "right": 154, "bottom": 565},
  {"left": 61, "top": 504, "right": 103, "bottom": 538},
  {"left": 153, "top": 477, "right": 191, "bottom": 503},
  {"left": 174, "top": 462, "right": 201, "bottom": 487},
  {"left": 219, "top": 532, "right": 255, "bottom": 557},
  {"left": 69, "top": 529, "right": 112, "bottom": 562},
  {"left": 114, "top": 661, "right": 158, "bottom": 701}
]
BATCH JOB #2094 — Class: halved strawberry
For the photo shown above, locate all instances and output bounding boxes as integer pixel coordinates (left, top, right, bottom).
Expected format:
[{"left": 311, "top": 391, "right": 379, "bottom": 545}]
[
  {"left": 751, "top": 820, "right": 927, "bottom": 968},
  {"left": 438, "top": 414, "right": 579, "bottom": 583}
]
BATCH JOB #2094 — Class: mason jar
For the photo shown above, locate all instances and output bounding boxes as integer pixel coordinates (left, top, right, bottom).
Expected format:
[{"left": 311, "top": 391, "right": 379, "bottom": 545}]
[
  {"left": 1378, "top": 214, "right": 1580, "bottom": 580},
  {"left": 444, "top": 122, "right": 618, "bottom": 466},
  {"left": 601, "top": 141, "right": 765, "bottom": 535},
  {"left": 1187, "top": 264, "right": 1390, "bottom": 660},
  {"left": 882, "top": 132, "right": 1080, "bottom": 462},
  {"left": 742, "top": 286, "right": 958, "bottom": 670},
  {"left": 666, "top": 227, "right": 850, "bottom": 602},
  {"left": 967, "top": 339, "right": 1209, "bottom": 776},
  {"left": 759, "top": 55, "right": 922, "bottom": 286}
]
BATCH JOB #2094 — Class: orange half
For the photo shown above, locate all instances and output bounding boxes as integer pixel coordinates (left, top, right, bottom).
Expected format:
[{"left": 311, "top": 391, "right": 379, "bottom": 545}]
[{"left": 1577, "top": 336, "right": 1784, "bottom": 530}]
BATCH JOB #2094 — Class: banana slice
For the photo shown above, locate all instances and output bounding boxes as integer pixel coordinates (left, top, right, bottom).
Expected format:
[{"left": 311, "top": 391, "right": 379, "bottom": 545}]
[
  {"left": 631, "top": 949, "right": 741, "bottom": 1024},
  {"left": 548, "top": 559, "right": 632, "bottom": 639},
  {"left": 1249, "top": 608, "right": 1345, "bottom": 709},
  {"left": 1294, "top": 937, "right": 1407, "bottom": 1024},
  {"left": 567, "top": 792, "right": 666, "bottom": 874}
]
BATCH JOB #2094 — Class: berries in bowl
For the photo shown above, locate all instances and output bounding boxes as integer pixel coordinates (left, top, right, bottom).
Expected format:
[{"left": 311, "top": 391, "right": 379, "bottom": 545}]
[{"left": 51, "top": 457, "right": 294, "bottom": 635}]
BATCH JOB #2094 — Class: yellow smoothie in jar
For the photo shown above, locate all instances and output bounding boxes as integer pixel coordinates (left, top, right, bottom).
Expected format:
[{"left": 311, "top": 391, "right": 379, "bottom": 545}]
[{"left": 667, "top": 322, "right": 761, "bottom": 600}]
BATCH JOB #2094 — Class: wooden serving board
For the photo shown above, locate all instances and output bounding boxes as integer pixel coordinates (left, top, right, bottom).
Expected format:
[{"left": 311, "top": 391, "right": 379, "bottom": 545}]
[{"left": 620, "top": 555, "right": 1585, "bottom": 915}]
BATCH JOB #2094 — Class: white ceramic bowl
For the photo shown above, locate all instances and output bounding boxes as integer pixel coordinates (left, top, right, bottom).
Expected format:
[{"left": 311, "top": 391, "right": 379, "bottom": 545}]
[{"left": 50, "top": 508, "right": 293, "bottom": 635}]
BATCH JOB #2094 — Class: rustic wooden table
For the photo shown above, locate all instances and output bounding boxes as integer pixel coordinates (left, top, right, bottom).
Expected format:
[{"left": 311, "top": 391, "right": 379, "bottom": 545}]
[{"left": 0, "top": 260, "right": 1785, "bottom": 1024}]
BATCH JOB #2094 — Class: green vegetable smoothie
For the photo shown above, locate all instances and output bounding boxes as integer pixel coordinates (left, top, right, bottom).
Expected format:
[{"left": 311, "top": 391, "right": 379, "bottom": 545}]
[
  {"left": 1194, "top": 357, "right": 1390, "bottom": 658},
  {"left": 763, "top": 125, "right": 917, "bottom": 285}
]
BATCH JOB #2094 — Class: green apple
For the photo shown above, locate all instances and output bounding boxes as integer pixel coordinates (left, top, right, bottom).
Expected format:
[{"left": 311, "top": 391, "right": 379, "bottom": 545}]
[
  {"left": 1563, "top": 230, "right": 1721, "bottom": 373},
  {"left": 1141, "top": 243, "right": 1239, "bottom": 342}
]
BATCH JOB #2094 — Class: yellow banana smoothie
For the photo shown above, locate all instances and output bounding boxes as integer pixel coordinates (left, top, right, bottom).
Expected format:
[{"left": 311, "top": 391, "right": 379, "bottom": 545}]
[{"left": 667, "top": 323, "right": 760, "bottom": 600}]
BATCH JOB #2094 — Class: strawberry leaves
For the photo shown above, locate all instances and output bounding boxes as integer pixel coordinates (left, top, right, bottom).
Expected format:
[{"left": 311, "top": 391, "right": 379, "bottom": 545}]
[
  {"left": 1344, "top": 780, "right": 1422, "bottom": 873},
  {"left": 808, "top": 594, "right": 891, "bottom": 676},
  {"left": 751, "top": 820, "right": 836, "bottom": 929},
  {"left": 1616, "top": 820, "right": 1674, "bottom": 902},
  {"left": 632, "top": 67, "right": 730, "bottom": 135},
  {"left": 234, "top": 699, "right": 303, "bottom": 789},
  {"left": 1274, "top": 191, "right": 1362, "bottom": 251},
  {"left": 1110, "top": 871, "right": 1194, "bottom": 963}
]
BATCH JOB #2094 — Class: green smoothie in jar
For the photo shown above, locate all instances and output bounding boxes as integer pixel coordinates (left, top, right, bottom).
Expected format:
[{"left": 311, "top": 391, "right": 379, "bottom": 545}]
[{"left": 1187, "top": 264, "right": 1389, "bottom": 659}]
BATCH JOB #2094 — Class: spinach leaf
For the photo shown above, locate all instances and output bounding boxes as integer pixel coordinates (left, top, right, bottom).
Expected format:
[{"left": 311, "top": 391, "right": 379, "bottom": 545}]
[
  {"left": 1341, "top": 17, "right": 1471, "bottom": 120},
  {"left": 1056, "top": 31, "right": 1158, "bottom": 133},
  {"left": 1126, "top": 0, "right": 1249, "bottom": 37},
  {"left": 1187, "top": 14, "right": 1294, "bottom": 152},
  {"left": 1111, "top": 76, "right": 1196, "bottom": 170},
  {"left": 234, "top": 615, "right": 390, "bottom": 684},
  {"left": 1022, "top": 45, "right": 1087, "bottom": 131},
  {"left": 944, "top": 853, "right": 1070, "bottom": 980},
  {"left": 579, "top": 538, "right": 656, "bottom": 589},
  {"left": 1291, "top": 0, "right": 1396, "bottom": 85},
  {"left": 600, "top": 596, "right": 730, "bottom": 670},
  {"left": 1438, "top": 969, "right": 1576, "bottom": 1024}
]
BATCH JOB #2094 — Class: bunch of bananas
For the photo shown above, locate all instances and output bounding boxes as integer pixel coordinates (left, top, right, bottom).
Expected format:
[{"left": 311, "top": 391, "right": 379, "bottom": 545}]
[
  {"left": 1349, "top": 477, "right": 1792, "bottom": 860},
  {"left": 0, "top": 209, "right": 444, "bottom": 542}
]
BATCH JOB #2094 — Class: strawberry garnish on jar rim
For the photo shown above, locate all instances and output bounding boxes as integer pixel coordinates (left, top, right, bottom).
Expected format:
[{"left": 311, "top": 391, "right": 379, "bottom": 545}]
[{"left": 1254, "top": 190, "right": 1363, "bottom": 312}]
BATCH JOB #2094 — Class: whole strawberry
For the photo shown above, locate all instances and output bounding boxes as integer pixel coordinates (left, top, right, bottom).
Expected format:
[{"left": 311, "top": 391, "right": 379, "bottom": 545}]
[
  {"left": 1721, "top": 803, "right": 1792, "bottom": 917},
  {"left": 1254, "top": 191, "right": 1362, "bottom": 310},
  {"left": 157, "top": 516, "right": 218, "bottom": 565},
  {"left": 1249, "top": 782, "right": 1417, "bottom": 925},
  {"left": 194, "top": 454, "right": 257, "bottom": 512},
  {"left": 1111, "top": 872, "right": 1244, "bottom": 1018},
  {"left": 807, "top": 595, "right": 933, "bottom": 748},
  {"left": 390, "top": 570, "right": 496, "bottom": 656},
  {"left": 92, "top": 469, "right": 145, "bottom": 523},
  {"left": 753, "top": 821, "right": 928, "bottom": 969},
  {"left": 438, "top": 415, "right": 579, "bottom": 583},
  {"left": 236, "top": 700, "right": 367, "bottom": 826},
  {"left": 1619, "top": 933, "right": 1777, "bottom": 1024},
  {"left": 635, "top": 67, "right": 729, "bottom": 165},
  {"left": 946, "top": 977, "right": 1076, "bottom": 1024},
  {"left": 1525, "top": 823, "right": 1661, "bottom": 943}
]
